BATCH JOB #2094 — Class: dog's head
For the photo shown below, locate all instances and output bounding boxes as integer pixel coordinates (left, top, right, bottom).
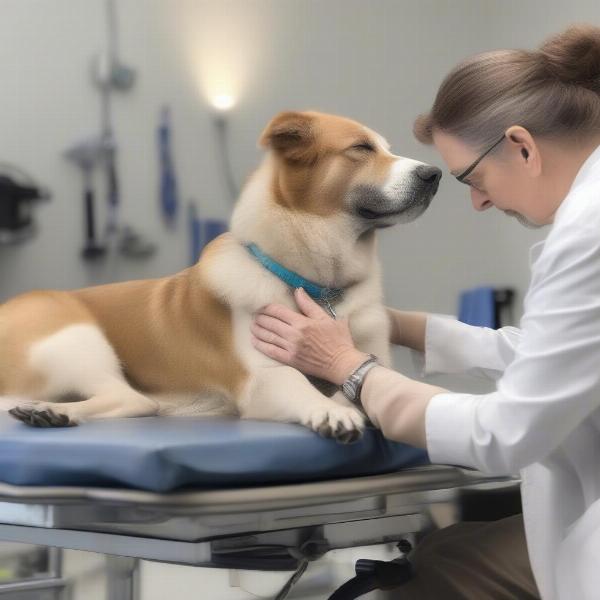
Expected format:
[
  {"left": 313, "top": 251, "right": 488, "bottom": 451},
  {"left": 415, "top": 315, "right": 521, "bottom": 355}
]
[{"left": 257, "top": 110, "right": 441, "bottom": 230}]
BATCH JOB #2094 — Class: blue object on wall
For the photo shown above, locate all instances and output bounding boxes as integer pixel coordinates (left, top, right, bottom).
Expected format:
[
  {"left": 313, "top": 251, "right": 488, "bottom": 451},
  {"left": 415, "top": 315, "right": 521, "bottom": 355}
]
[
  {"left": 158, "top": 106, "right": 178, "bottom": 224},
  {"left": 203, "top": 218, "right": 228, "bottom": 247},
  {"left": 188, "top": 203, "right": 228, "bottom": 265},
  {"left": 458, "top": 286, "right": 497, "bottom": 328}
]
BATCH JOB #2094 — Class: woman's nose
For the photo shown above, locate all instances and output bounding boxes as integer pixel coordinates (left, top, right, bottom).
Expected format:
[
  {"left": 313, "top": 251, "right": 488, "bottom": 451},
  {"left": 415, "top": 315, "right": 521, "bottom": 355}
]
[{"left": 470, "top": 188, "right": 493, "bottom": 211}]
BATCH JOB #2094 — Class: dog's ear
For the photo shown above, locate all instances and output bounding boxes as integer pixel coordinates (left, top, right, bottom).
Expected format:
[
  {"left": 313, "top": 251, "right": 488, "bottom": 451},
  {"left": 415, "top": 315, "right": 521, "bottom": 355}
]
[{"left": 258, "top": 111, "right": 316, "bottom": 162}]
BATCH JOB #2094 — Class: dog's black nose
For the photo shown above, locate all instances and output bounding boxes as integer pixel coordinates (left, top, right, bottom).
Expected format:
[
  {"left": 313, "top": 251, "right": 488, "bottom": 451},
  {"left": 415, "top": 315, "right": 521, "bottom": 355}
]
[{"left": 415, "top": 165, "right": 442, "bottom": 184}]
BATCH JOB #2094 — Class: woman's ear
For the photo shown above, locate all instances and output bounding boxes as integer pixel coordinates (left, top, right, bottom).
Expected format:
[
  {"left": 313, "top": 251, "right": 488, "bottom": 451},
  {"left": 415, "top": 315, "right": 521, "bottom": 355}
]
[
  {"left": 258, "top": 111, "right": 317, "bottom": 162},
  {"left": 505, "top": 126, "right": 541, "bottom": 176}
]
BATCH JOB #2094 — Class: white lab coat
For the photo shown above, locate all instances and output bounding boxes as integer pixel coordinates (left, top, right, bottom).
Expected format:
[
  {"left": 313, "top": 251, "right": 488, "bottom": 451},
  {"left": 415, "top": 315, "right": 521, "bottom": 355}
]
[{"left": 424, "top": 144, "right": 600, "bottom": 599}]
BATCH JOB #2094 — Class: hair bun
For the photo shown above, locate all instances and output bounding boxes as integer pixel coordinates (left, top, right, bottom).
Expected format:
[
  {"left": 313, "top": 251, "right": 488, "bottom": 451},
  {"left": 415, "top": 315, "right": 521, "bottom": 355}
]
[{"left": 540, "top": 24, "right": 600, "bottom": 90}]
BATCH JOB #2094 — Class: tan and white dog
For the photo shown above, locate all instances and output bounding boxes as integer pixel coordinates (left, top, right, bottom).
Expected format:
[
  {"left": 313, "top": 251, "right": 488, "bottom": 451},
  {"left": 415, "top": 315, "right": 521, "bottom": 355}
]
[{"left": 0, "top": 111, "right": 441, "bottom": 443}]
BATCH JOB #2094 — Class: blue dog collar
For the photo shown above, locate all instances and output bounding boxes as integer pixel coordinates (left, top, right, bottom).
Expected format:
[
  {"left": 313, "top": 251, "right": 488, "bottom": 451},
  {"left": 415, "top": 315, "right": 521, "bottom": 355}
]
[{"left": 245, "top": 243, "right": 344, "bottom": 313}]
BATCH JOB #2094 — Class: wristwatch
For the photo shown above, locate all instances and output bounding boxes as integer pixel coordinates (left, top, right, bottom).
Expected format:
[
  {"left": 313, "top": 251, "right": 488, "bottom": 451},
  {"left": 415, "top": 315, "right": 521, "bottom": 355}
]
[{"left": 341, "top": 354, "right": 379, "bottom": 406}]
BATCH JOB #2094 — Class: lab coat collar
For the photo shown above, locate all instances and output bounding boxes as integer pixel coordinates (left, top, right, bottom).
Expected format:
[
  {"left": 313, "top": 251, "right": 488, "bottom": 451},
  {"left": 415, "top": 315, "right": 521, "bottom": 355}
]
[
  {"left": 568, "top": 142, "right": 600, "bottom": 193},
  {"left": 529, "top": 240, "right": 545, "bottom": 267},
  {"left": 554, "top": 142, "right": 600, "bottom": 224}
]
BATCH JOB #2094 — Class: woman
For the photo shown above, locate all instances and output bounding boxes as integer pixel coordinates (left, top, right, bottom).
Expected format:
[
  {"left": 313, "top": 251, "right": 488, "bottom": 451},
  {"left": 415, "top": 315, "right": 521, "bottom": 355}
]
[{"left": 251, "top": 24, "right": 600, "bottom": 600}]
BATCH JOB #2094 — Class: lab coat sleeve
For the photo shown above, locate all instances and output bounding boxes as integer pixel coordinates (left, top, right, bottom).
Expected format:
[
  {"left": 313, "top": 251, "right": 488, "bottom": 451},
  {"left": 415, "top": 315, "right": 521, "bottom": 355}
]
[
  {"left": 426, "top": 222, "right": 600, "bottom": 475},
  {"left": 411, "top": 314, "right": 522, "bottom": 381}
]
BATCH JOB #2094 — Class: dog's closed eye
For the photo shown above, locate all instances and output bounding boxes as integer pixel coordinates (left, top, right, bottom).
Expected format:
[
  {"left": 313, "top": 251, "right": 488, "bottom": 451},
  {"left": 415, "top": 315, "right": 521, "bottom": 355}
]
[{"left": 351, "top": 142, "right": 375, "bottom": 152}]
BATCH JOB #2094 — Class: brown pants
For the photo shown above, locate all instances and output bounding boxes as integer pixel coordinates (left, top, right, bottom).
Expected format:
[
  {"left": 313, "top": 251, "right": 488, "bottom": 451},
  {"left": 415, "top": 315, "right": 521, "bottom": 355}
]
[{"left": 383, "top": 514, "right": 540, "bottom": 600}]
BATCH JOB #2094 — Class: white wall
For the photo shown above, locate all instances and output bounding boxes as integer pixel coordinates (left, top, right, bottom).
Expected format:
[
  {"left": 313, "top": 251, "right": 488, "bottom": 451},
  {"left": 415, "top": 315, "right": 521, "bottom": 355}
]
[
  {"left": 1, "top": 0, "right": 575, "bottom": 307},
  {"left": 2, "top": 0, "right": 597, "bottom": 314}
]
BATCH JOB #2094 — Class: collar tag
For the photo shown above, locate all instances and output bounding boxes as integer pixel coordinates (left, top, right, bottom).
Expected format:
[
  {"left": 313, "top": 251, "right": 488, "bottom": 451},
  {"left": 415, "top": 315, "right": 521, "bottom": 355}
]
[{"left": 321, "top": 298, "right": 337, "bottom": 319}]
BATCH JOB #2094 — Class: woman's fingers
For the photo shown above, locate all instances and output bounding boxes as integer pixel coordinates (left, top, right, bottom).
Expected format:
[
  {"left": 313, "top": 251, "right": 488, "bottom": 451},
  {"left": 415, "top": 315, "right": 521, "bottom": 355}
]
[
  {"left": 251, "top": 322, "right": 290, "bottom": 351},
  {"left": 251, "top": 335, "right": 291, "bottom": 364},
  {"left": 258, "top": 303, "right": 302, "bottom": 326},
  {"left": 294, "top": 287, "right": 329, "bottom": 319},
  {"left": 253, "top": 314, "right": 297, "bottom": 346}
]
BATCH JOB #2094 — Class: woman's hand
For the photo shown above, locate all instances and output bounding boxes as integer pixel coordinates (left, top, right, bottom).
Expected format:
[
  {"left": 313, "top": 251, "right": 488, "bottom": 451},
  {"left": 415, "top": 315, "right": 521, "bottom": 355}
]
[{"left": 251, "top": 287, "right": 369, "bottom": 385}]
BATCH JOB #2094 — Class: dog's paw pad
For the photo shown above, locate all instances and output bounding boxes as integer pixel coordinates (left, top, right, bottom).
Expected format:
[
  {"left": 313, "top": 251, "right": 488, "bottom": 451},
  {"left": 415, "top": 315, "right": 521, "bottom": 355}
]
[
  {"left": 336, "top": 427, "right": 363, "bottom": 444},
  {"left": 309, "top": 405, "right": 365, "bottom": 444},
  {"left": 9, "top": 407, "right": 75, "bottom": 428}
]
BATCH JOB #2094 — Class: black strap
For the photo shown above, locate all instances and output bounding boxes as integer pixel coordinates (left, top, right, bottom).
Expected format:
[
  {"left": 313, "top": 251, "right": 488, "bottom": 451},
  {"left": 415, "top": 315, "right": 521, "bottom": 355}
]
[{"left": 327, "top": 558, "right": 413, "bottom": 600}]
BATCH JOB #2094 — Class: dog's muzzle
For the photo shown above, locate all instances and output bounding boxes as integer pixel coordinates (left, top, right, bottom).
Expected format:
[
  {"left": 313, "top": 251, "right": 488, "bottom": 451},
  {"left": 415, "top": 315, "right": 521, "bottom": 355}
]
[{"left": 350, "top": 165, "right": 442, "bottom": 228}]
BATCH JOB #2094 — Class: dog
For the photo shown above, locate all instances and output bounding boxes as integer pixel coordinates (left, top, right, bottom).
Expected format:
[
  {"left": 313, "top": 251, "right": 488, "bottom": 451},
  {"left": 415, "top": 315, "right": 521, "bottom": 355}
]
[{"left": 0, "top": 110, "right": 441, "bottom": 443}]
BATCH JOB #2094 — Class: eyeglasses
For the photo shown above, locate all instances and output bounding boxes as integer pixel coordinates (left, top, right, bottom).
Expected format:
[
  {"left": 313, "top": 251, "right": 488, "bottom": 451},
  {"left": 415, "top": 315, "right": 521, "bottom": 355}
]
[{"left": 455, "top": 134, "right": 506, "bottom": 186}]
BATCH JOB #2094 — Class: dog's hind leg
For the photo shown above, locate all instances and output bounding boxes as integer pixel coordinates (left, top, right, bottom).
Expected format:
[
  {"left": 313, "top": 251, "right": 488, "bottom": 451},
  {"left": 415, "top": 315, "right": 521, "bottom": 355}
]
[
  {"left": 10, "top": 381, "right": 160, "bottom": 428},
  {"left": 8, "top": 324, "right": 159, "bottom": 428},
  {"left": 0, "top": 396, "right": 38, "bottom": 412}
]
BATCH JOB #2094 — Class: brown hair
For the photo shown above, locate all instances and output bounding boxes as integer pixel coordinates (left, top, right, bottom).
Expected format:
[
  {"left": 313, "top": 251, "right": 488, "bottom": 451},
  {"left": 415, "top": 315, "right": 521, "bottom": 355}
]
[{"left": 414, "top": 24, "right": 600, "bottom": 150}]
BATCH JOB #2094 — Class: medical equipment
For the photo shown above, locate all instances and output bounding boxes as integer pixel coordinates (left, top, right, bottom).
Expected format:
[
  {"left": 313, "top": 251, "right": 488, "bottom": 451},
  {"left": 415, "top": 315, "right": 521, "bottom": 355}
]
[
  {"left": 92, "top": 51, "right": 136, "bottom": 94},
  {"left": 64, "top": 136, "right": 109, "bottom": 260},
  {"left": 64, "top": 0, "right": 156, "bottom": 262},
  {"left": 92, "top": 0, "right": 136, "bottom": 94},
  {"left": 0, "top": 413, "right": 519, "bottom": 599},
  {"left": 0, "top": 165, "right": 50, "bottom": 245},
  {"left": 116, "top": 226, "right": 156, "bottom": 259},
  {"left": 91, "top": 0, "right": 135, "bottom": 240},
  {"left": 158, "top": 106, "right": 179, "bottom": 224}
]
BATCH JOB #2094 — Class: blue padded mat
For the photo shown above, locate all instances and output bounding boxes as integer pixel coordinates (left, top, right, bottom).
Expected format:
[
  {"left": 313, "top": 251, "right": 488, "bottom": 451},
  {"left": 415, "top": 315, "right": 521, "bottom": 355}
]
[{"left": 0, "top": 414, "right": 429, "bottom": 492}]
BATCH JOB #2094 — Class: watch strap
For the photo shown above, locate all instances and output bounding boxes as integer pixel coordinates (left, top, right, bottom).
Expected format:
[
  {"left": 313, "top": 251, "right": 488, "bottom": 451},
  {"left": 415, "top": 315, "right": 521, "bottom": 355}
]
[{"left": 341, "top": 354, "right": 378, "bottom": 405}]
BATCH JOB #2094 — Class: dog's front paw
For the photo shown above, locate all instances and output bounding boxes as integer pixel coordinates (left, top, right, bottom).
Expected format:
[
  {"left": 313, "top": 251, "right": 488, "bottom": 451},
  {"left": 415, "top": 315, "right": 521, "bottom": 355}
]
[
  {"left": 9, "top": 406, "right": 76, "bottom": 428},
  {"left": 306, "top": 404, "right": 365, "bottom": 444}
]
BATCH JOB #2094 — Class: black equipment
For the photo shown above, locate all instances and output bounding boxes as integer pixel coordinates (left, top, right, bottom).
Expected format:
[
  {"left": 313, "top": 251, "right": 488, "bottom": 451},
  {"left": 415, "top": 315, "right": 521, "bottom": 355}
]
[{"left": 0, "top": 168, "right": 49, "bottom": 244}]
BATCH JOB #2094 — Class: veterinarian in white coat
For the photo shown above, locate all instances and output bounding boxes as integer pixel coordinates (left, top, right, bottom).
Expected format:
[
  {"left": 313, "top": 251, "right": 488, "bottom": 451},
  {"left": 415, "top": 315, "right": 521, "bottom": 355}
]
[{"left": 252, "top": 25, "right": 600, "bottom": 600}]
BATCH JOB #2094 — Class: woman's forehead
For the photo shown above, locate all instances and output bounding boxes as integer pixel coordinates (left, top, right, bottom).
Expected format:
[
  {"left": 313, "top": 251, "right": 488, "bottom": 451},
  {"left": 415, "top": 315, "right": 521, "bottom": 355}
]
[{"left": 432, "top": 130, "right": 478, "bottom": 175}]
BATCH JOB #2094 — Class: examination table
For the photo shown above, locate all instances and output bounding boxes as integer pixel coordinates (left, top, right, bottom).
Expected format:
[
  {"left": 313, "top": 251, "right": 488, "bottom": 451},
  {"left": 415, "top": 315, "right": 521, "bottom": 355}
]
[{"left": 0, "top": 413, "right": 518, "bottom": 599}]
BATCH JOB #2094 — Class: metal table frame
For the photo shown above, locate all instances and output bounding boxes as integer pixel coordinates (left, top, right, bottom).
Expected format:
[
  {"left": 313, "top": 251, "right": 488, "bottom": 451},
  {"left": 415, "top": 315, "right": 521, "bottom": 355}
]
[{"left": 0, "top": 466, "right": 518, "bottom": 599}]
